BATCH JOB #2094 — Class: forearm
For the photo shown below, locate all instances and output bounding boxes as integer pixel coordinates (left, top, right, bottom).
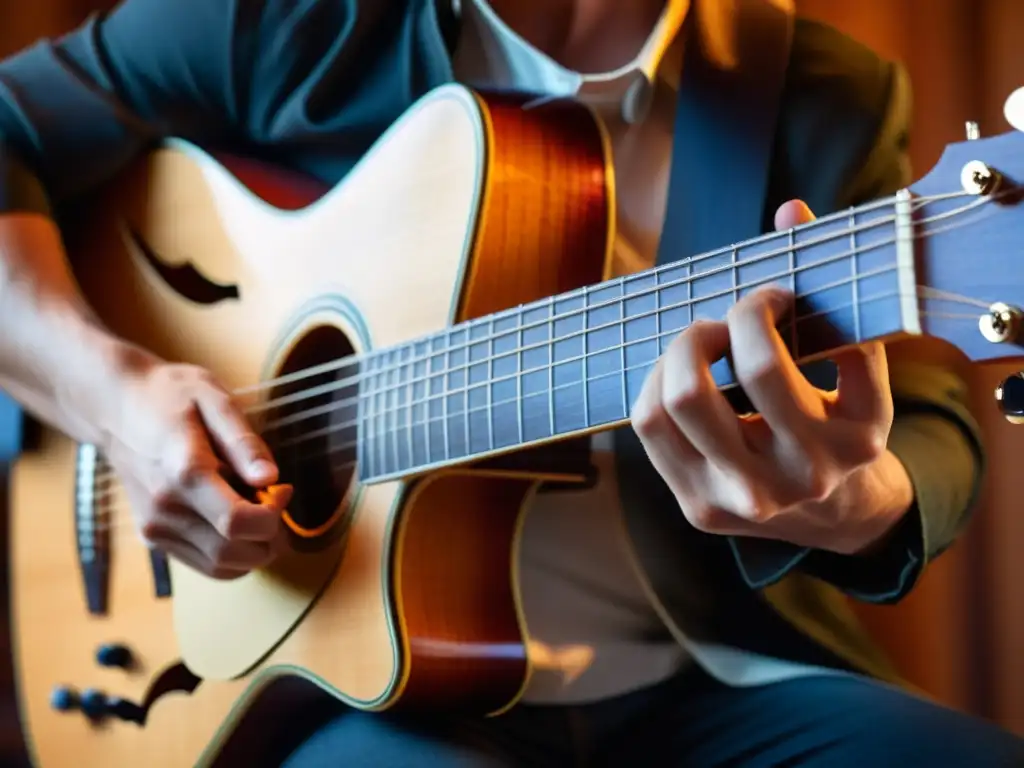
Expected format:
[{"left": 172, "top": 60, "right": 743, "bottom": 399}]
[{"left": 0, "top": 212, "right": 140, "bottom": 446}]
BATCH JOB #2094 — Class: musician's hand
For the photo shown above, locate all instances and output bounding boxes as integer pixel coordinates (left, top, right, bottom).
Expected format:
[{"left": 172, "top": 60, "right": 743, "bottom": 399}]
[
  {"left": 104, "top": 351, "right": 292, "bottom": 579},
  {"left": 630, "top": 200, "right": 913, "bottom": 555}
]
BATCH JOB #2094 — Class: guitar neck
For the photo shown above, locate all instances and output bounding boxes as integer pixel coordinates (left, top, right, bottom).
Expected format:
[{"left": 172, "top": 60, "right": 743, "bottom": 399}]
[{"left": 354, "top": 191, "right": 917, "bottom": 483}]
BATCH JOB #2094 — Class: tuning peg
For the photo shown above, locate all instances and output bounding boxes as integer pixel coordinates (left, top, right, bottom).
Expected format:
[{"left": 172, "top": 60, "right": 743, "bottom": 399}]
[
  {"left": 994, "top": 372, "right": 1024, "bottom": 424},
  {"left": 1005, "top": 87, "right": 1024, "bottom": 133},
  {"left": 966, "top": 121, "right": 980, "bottom": 140}
]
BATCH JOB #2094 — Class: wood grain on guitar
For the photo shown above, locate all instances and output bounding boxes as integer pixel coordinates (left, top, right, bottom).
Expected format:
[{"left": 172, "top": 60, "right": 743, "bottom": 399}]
[{"left": 10, "top": 83, "right": 1024, "bottom": 767}]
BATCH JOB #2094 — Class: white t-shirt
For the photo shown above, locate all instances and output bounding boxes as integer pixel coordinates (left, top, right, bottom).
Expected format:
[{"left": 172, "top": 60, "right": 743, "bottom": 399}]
[{"left": 452, "top": 0, "right": 837, "bottom": 706}]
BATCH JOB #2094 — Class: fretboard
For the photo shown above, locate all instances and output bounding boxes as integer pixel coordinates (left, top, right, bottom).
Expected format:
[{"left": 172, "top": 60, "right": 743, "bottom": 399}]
[{"left": 356, "top": 192, "right": 916, "bottom": 482}]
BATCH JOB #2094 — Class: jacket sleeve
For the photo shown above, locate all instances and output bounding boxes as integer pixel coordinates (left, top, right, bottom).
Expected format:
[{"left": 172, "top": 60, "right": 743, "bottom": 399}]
[
  {"left": 0, "top": 0, "right": 410, "bottom": 215},
  {"left": 0, "top": 0, "right": 268, "bottom": 215},
  {"left": 728, "top": 19, "right": 985, "bottom": 603}
]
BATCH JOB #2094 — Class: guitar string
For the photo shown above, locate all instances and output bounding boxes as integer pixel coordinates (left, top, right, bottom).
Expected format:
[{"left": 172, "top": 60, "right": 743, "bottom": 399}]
[
  {"left": 88, "top": 188, "right": 1004, "bottom": 491},
  {"left": 89, "top": 289, "right": 995, "bottom": 520},
  {"left": 229, "top": 188, "right": 974, "bottom": 405}
]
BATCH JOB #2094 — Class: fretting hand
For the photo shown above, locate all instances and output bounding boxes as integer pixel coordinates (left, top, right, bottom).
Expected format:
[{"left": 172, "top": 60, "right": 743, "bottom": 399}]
[{"left": 630, "top": 200, "right": 913, "bottom": 555}]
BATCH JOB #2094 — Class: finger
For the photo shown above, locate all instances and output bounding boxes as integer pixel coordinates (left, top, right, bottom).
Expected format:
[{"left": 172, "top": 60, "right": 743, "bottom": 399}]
[
  {"left": 143, "top": 503, "right": 276, "bottom": 570},
  {"left": 631, "top": 359, "right": 703, "bottom": 498},
  {"left": 774, "top": 199, "right": 816, "bottom": 230},
  {"left": 832, "top": 342, "right": 892, "bottom": 424},
  {"left": 727, "top": 286, "right": 824, "bottom": 434},
  {"left": 146, "top": 537, "right": 249, "bottom": 581},
  {"left": 660, "top": 320, "right": 755, "bottom": 470},
  {"left": 824, "top": 342, "right": 893, "bottom": 467},
  {"left": 183, "top": 471, "right": 286, "bottom": 542},
  {"left": 196, "top": 387, "right": 279, "bottom": 487}
]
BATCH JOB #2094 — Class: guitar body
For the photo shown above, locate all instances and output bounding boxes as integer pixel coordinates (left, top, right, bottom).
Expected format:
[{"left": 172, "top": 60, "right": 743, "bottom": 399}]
[{"left": 10, "top": 85, "right": 612, "bottom": 766}]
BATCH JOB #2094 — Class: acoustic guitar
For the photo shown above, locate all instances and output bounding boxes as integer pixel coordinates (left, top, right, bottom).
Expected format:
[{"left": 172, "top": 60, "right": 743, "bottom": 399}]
[{"left": 10, "top": 84, "right": 1024, "bottom": 767}]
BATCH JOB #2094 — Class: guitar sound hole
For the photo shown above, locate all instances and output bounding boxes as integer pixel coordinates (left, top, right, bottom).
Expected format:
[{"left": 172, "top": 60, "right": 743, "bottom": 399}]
[{"left": 265, "top": 325, "right": 358, "bottom": 544}]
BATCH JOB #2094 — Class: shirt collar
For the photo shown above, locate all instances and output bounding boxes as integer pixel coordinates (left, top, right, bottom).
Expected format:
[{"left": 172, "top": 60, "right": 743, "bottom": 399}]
[{"left": 454, "top": 0, "right": 689, "bottom": 124}]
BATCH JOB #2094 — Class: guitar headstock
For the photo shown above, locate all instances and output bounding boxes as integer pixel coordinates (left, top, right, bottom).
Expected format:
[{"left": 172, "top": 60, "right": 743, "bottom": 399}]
[{"left": 910, "top": 89, "right": 1024, "bottom": 370}]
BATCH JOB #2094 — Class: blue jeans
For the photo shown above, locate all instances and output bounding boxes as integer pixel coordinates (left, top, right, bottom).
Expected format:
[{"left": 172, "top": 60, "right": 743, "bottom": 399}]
[{"left": 281, "top": 666, "right": 1024, "bottom": 766}]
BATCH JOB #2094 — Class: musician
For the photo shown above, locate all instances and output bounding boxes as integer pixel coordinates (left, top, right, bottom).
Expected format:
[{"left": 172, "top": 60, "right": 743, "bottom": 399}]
[{"left": 0, "top": 0, "right": 1022, "bottom": 764}]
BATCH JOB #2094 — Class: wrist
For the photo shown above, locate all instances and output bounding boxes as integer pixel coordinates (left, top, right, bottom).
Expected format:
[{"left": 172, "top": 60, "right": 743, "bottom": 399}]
[
  {"left": 56, "top": 321, "right": 156, "bottom": 447},
  {"left": 839, "top": 450, "right": 915, "bottom": 556}
]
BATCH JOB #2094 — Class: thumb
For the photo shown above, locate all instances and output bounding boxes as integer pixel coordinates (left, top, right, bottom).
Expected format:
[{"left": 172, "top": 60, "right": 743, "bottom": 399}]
[
  {"left": 196, "top": 392, "right": 279, "bottom": 487},
  {"left": 774, "top": 199, "right": 816, "bottom": 230}
]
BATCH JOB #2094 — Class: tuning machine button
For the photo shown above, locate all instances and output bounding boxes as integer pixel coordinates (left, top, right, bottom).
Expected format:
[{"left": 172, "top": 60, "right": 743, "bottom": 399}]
[
  {"left": 961, "top": 160, "right": 1002, "bottom": 196},
  {"left": 49, "top": 686, "right": 78, "bottom": 712},
  {"left": 979, "top": 302, "right": 1022, "bottom": 344},
  {"left": 79, "top": 688, "right": 109, "bottom": 720},
  {"left": 95, "top": 643, "right": 135, "bottom": 669},
  {"left": 995, "top": 372, "right": 1024, "bottom": 424}
]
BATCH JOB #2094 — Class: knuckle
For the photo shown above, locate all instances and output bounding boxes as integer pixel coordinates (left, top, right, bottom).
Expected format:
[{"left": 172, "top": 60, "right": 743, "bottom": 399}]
[
  {"left": 169, "top": 452, "right": 208, "bottom": 489},
  {"left": 678, "top": 318, "right": 718, "bottom": 346},
  {"left": 219, "top": 502, "right": 246, "bottom": 540},
  {"left": 732, "top": 480, "right": 775, "bottom": 523},
  {"left": 137, "top": 516, "right": 163, "bottom": 544},
  {"left": 684, "top": 502, "right": 725, "bottom": 533},
  {"left": 631, "top": 398, "right": 666, "bottom": 438},
  {"left": 853, "top": 428, "right": 888, "bottom": 464},
  {"left": 801, "top": 467, "right": 835, "bottom": 503},
  {"left": 151, "top": 485, "right": 178, "bottom": 510},
  {"left": 737, "top": 357, "right": 782, "bottom": 390},
  {"left": 665, "top": 375, "right": 711, "bottom": 415},
  {"left": 200, "top": 379, "right": 232, "bottom": 407},
  {"left": 208, "top": 539, "right": 234, "bottom": 569}
]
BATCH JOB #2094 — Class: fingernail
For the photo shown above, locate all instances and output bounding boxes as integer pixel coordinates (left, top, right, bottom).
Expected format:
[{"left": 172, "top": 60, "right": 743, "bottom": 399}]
[{"left": 250, "top": 458, "right": 275, "bottom": 477}]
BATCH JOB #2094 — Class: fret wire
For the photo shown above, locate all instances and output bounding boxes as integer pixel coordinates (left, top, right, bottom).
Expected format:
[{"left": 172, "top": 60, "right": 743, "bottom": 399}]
[
  {"left": 375, "top": 360, "right": 385, "bottom": 478},
  {"left": 404, "top": 349, "right": 414, "bottom": 471},
  {"left": 582, "top": 286, "right": 591, "bottom": 430},
  {"left": 486, "top": 317, "right": 495, "bottom": 452},
  {"left": 462, "top": 335, "right": 470, "bottom": 462},
  {"left": 462, "top": 335, "right": 471, "bottom": 461},
  {"left": 547, "top": 296, "right": 556, "bottom": 438},
  {"left": 384, "top": 350, "right": 394, "bottom": 475},
  {"left": 441, "top": 335, "right": 450, "bottom": 462},
  {"left": 423, "top": 351, "right": 432, "bottom": 465},
  {"left": 357, "top": 364, "right": 368, "bottom": 476},
  {"left": 380, "top": 360, "right": 389, "bottom": 475},
  {"left": 618, "top": 276, "right": 628, "bottom": 419},
  {"left": 731, "top": 245, "right": 739, "bottom": 306},
  {"left": 516, "top": 311, "right": 524, "bottom": 444},
  {"left": 656, "top": 258, "right": 664, "bottom": 355},
  {"left": 392, "top": 349, "right": 402, "bottom": 474},
  {"left": 788, "top": 227, "right": 796, "bottom": 358},
  {"left": 849, "top": 207, "right": 861, "bottom": 342}
]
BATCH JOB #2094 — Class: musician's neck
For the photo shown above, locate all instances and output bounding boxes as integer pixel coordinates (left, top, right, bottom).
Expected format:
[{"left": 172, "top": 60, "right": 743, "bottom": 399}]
[{"left": 480, "top": 0, "right": 673, "bottom": 74}]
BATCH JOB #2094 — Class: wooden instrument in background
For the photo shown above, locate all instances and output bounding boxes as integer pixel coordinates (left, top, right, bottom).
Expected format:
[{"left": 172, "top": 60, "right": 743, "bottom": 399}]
[{"left": 9, "top": 84, "right": 1024, "bottom": 767}]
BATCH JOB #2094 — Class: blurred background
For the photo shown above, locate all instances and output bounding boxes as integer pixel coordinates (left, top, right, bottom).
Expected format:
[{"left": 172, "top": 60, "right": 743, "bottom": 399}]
[{"left": 0, "top": 0, "right": 1022, "bottom": 764}]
